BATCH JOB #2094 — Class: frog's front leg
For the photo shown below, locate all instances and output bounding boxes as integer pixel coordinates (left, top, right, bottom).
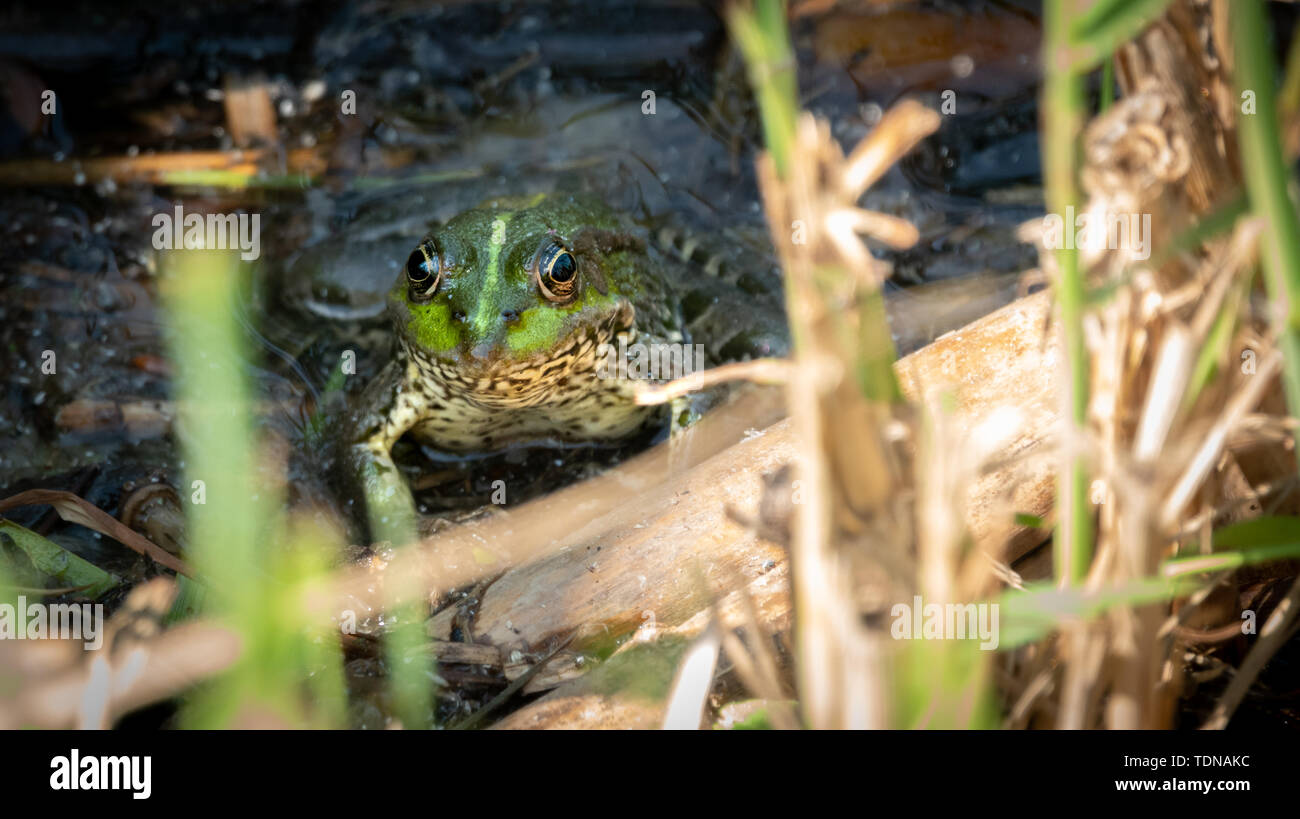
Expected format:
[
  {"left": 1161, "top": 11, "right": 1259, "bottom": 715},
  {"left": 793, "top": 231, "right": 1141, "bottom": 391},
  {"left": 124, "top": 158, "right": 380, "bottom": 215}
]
[
  {"left": 345, "top": 357, "right": 430, "bottom": 545},
  {"left": 612, "top": 326, "right": 699, "bottom": 441}
]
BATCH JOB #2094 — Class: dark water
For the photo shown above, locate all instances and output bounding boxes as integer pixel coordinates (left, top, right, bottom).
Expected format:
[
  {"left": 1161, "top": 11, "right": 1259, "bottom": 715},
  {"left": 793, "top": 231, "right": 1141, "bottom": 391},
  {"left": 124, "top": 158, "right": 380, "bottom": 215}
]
[{"left": 0, "top": 0, "right": 1044, "bottom": 583}]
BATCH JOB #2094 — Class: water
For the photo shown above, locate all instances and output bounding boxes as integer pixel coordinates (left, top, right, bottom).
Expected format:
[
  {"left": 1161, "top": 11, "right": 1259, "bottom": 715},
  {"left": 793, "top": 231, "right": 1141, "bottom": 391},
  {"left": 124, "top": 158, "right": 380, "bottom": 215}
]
[{"left": 0, "top": 0, "right": 1044, "bottom": 570}]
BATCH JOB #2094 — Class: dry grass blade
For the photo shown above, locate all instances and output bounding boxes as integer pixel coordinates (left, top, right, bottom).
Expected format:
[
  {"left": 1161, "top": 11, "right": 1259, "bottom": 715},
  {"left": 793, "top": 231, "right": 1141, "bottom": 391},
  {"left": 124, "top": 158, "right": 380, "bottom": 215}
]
[
  {"left": 751, "top": 94, "right": 944, "bottom": 728},
  {"left": 633, "top": 358, "right": 793, "bottom": 405},
  {"left": 0, "top": 151, "right": 266, "bottom": 186},
  {"left": 998, "top": 0, "right": 1300, "bottom": 729},
  {"left": 841, "top": 99, "right": 942, "bottom": 200},
  {"left": 661, "top": 622, "right": 722, "bottom": 730},
  {"left": 0, "top": 579, "right": 239, "bottom": 729},
  {"left": 1159, "top": 350, "right": 1281, "bottom": 529},
  {"left": 0, "top": 489, "right": 192, "bottom": 576},
  {"left": 1202, "top": 573, "right": 1300, "bottom": 728}
]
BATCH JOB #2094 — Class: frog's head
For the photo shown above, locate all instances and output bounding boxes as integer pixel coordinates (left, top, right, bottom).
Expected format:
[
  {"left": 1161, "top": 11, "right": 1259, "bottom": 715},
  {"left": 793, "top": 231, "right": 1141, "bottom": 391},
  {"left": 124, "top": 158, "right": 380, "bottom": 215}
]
[{"left": 387, "top": 193, "right": 645, "bottom": 406}]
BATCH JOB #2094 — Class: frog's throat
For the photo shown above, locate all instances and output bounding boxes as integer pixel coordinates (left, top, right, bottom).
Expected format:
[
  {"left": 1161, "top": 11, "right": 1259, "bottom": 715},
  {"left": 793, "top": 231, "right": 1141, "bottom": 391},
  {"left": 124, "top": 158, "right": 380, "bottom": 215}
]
[{"left": 398, "top": 301, "right": 636, "bottom": 409}]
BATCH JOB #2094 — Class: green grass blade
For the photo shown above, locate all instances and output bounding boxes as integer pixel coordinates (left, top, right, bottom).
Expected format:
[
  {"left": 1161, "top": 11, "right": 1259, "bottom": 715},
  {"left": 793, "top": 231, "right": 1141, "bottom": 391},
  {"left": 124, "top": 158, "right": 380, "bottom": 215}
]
[
  {"left": 0, "top": 521, "right": 119, "bottom": 599},
  {"left": 1068, "top": 0, "right": 1175, "bottom": 72}
]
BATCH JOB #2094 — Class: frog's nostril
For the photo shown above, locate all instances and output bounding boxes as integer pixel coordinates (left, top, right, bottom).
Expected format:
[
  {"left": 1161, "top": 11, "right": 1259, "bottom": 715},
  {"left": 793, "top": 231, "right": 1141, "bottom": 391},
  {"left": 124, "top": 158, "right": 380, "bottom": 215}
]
[{"left": 501, "top": 309, "right": 520, "bottom": 322}]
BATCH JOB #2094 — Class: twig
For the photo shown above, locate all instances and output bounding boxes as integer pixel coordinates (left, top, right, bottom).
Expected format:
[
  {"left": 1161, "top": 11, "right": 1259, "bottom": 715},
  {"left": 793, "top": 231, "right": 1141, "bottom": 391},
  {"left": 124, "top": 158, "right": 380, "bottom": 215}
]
[{"left": 1202, "top": 572, "right": 1300, "bottom": 728}]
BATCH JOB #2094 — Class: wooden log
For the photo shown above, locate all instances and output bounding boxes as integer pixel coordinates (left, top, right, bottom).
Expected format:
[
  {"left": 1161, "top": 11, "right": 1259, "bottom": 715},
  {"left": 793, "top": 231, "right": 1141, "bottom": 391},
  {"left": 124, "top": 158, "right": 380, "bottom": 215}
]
[
  {"left": 441, "top": 290, "right": 1060, "bottom": 726},
  {"left": 0, "top": 290, "right": 1060, "bottom": 728}
]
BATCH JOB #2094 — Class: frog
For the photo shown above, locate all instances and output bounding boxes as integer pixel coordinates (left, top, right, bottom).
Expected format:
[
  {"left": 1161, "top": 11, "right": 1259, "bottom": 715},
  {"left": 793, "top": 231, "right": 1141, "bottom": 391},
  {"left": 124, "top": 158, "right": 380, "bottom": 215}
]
[{"left": 341, "top": 191, "right": 790, "bottom": 542}]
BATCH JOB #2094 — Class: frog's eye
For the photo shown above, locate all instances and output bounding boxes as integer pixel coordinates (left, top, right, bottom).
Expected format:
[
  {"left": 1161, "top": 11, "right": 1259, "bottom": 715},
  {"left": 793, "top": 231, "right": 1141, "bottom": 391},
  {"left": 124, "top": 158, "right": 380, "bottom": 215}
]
[
  {"left": 533, "top": 241, "right": 579, "bottom": 303},
  {"left": 405, "top": 240, "right": 442, "bottom": 302}
]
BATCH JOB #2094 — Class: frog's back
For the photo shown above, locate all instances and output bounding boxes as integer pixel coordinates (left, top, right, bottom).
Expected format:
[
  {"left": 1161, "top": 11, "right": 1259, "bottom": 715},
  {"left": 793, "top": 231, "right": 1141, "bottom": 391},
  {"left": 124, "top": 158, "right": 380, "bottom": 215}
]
[{"left": 642, "top": 217, "right": 790, "bottom": 364}]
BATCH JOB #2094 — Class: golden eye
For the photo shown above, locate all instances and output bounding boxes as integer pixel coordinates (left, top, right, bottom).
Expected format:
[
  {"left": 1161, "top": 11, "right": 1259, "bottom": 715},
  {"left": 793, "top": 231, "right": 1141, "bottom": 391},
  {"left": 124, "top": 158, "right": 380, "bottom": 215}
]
[
  {"left": 534, "top": 240, "right": 578, "bottom": 303},
  {"left": 405, "top": 239, "right": 441, "bottom": 302}
]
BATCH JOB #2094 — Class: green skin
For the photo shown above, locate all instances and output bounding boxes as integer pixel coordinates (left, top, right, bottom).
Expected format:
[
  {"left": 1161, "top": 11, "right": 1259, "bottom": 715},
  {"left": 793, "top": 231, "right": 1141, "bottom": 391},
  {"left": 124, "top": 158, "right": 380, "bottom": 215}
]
[
  {"left": 345, "top": 193, "right": 685, "bottom": 541},
  {"left": 335, "top": 191, "right": 1018, "bottom": 544}
]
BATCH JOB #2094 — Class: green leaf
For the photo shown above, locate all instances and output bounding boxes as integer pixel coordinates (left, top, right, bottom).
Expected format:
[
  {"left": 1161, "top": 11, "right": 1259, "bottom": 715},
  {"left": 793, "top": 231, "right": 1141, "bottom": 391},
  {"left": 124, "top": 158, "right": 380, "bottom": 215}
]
[
  {"left": 1147, "top": 193, "right": 1248, "bottom": 271},
  {"left": 0, "top": 521, "right": 119, "bottom": 599},
  {"left": 996, "top": 576, "right": 1186, "bottom": 648},
  {"left": 1067, "top": 0, "right": 1176, "bottom": 72},
  {"left": 1159, "top": 518, "right": 1300, "bottom": 577},
  {"left": 996, "top": 516, "right": 1300, "bottom": 647},
  {"left": 1184, "top": 281, "right": 1241, "bottom": 408},
  {"left": 1212, "top": 515, "right": 1300, "bottom": 550},
  {"left": 727, "top": 707, "right": 775, "bottom": 730}
]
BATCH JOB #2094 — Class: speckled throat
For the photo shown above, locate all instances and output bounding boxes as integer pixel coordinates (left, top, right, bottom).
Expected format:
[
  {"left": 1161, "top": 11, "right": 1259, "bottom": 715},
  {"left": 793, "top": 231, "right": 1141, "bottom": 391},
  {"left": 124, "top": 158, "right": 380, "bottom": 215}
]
[{"left": 392, "top": 300, "right": 655, "bottom": 452}]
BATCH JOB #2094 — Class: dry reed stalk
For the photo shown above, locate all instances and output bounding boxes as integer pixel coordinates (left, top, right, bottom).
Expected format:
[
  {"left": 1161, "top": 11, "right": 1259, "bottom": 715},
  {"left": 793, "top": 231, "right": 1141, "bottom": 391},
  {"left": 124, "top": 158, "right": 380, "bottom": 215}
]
[{"left": 1010, "top": 1, "right": 1300, "bottom": 728}]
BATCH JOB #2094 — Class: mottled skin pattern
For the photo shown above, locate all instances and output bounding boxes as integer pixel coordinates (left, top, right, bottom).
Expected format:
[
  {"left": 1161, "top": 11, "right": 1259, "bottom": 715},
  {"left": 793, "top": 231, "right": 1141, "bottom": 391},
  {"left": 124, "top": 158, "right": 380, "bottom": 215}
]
[{"left": 344, "top": 192, "right": 786, "bottom": 540}]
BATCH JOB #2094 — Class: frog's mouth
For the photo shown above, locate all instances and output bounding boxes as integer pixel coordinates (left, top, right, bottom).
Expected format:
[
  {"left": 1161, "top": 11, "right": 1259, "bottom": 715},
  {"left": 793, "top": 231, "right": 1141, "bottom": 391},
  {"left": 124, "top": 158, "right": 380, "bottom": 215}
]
[{"left": 403, "top": 302, "right": 635, "bottom": 409}]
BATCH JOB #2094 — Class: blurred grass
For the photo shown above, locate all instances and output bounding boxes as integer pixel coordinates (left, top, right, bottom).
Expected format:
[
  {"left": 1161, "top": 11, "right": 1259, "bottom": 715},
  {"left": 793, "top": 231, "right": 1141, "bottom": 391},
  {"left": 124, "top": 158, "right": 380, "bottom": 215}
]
[
  {"left": 726, "top": 0, "right": 799, "bottom": 180},
  {"left": 1068, "top": 0, "right": 1174, "bottom": 71},
  {"left": 1043, "top": 0, "right": 1092, "bottom": 584},
  {"left": 726, "top": 0, "right": 1300, "bottom": 728},
  {"left": 160, "top": 247, "right": 347, "bottom": 728},
  {"left": 1232, "top": 0, "right": 1300, "bottom": 474},
  {"left": 729, "top": 0, "right": 986, "bottom": 728}
]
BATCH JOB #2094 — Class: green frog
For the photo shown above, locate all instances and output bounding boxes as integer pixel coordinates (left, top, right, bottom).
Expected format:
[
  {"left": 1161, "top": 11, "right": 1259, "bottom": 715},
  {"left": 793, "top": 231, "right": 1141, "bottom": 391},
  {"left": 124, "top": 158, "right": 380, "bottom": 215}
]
[{"left": 343, "top": 191, "right": 788, "bottom": 541}]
